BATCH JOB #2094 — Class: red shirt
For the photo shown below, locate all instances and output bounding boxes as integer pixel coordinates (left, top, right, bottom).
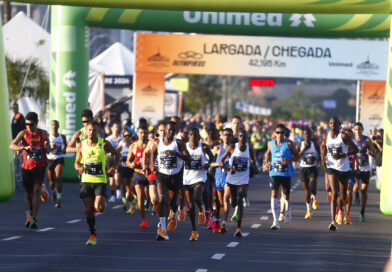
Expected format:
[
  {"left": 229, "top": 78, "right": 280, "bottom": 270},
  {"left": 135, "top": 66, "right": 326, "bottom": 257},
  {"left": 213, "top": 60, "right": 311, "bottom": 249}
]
[{"left": 22, "top": 129, "right": 48, "bottom": 169}]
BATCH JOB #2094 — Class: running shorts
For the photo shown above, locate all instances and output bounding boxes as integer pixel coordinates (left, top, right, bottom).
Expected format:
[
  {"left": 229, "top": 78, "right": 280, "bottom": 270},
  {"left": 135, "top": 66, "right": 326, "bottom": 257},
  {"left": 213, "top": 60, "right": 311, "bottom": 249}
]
[
  {"left": 80, "top": 182, "right": 107, "bottom": 199},
  {"left": 156, "top": 171, "right": 182, "bottom": 192},
  {"left": 133, "top": 172, "right": 149, "bottom": 186},
  {"left": 326, "top": 168, "right": 350, "bottom": 181},
  {"left": 47, "top": 158, "right": 64, "bottom": 171},
  {"left": 22, "top": 167, "right": 45, "bottom": 193},
  {"left": 269, "top": 176, "right": 291, "bottom": 195},
  {"left": 184, "top": 182, "right": 204, "bottom": 191},
  {"left": 299, "top": 166, "right": 318, "bottom": 182},
  {"left": 214, "top": 177, "right": 227, "bottom": 190},
  {"left": 119, "top": 166, "right": 134, "bottom": 179},
  {"left": 355, "top": 171, "right": 370, "bottom": 185}
]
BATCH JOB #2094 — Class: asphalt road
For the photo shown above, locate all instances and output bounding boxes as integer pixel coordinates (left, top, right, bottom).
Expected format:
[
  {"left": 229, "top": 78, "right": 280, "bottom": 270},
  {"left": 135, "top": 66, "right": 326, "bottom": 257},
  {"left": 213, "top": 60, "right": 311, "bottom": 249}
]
[{"left": 1, "top": 171, "right": 391, "bottom": 272}]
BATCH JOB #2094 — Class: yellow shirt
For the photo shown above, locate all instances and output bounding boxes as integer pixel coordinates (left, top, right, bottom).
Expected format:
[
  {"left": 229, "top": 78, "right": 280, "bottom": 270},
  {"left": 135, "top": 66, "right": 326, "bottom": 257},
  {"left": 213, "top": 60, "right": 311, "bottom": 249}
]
[{"left": 81, "top": 137, "right": 107, "bottom": 183}]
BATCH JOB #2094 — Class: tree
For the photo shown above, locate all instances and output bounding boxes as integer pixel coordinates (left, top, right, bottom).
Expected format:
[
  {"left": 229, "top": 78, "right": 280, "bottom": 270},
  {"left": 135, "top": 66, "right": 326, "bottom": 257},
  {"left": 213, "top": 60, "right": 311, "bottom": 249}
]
[{"left": 6, "top": 55, "right": 49, "bottom": 104}]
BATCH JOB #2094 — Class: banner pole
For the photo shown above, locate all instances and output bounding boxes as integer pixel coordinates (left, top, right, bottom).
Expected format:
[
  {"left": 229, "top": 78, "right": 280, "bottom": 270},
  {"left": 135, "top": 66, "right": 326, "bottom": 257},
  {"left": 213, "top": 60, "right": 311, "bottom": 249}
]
[{"left": 356, "top": 80, "right": 361, "bottom": 122}]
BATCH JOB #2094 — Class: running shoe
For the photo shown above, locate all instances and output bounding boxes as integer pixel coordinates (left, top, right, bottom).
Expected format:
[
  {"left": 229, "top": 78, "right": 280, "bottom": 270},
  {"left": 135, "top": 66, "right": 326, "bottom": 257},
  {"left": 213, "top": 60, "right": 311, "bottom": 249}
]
[
  {"left": 127, "top": 202, "right": 135, "bottom": 214},
  {"left": 207, "top": 220, "right": 215, "bottom": 230},
  {"left": 312, "top": 198, "right": 319, "bottom": 210},
  {"left": 29, "top": 218, "right": 38, "bottom": 229},
  {"left": 168, "top": 209, "right": 173, "bottom": 220},
  {"left": 178, "top": 209, "right": 185, "bottom": 222},
  {"left": 108, "top": 195, "right": 116, "bottom": 203},
  {"left": 231, "top": 210, "right": 238, "bottom": 222},
  {"left": 198, "top": 211, "right": 205, "bottom": 225},
  {"left": 270, "top": 222, "right": 280, "bottom": 230},
  {"left": 86, "top": 234, "right": 97, "bottom": 245},
  {"left": 278, "top": 212, "right": 284, "bottom": 222},
  {"left": 234, "top": 227, "right": 242, "bottom": 238},
  {"left": 329, "top": 222, "right": 338, "bottom": 231},
  {"left": 243, "top": 197, "right": 250, "bottom": 208},
  {"left": 55, "top": 199, "right": 62, "bottom": 208},
  {"left": 25, "top": 214, "right": 32, "bottom": 228},
  {"left": 121, "top": 198, "right": 128, "bottom": 211},
  {"left": 345, "top": 212, "right": 351, "bottom": 224},
  {"left": 359, "top": 213, "right": 366, "bottom": 222},
  {"left": 156, "top": 223, "right": 169, "bottom": 241},
  {"left": 167, "top": 216, "right": 177, "bottom": 232},
  {"left": 220, "top": 223, "right": 227, "bottom": 234},
  {"left": 189, "top": 230, "right": 199, "bottom": 241},
  {"left": 204, "top": 211, "right": 211, "bottom": 225},
  {"left": 41, "top": 184, "right": 48, "bottom": 202},
  {"left": 328, "top": 191, "right": 332, "bottom": 203},
  {"left": 284, "top": 208, "right": 292, "bottom": 224},
  {"left": 139, "top": 219, "right": 148, "bottom": 228},
  {"left": 213, "top": 220, "right": 221, "bottom": 234},
  {"left": 116, "top": 190, "right": 122, "bottom": 200},
  {"left": 305, "top": 210, "right": 311, "bottom": 220},
  {"left": 337, "top": 210, "right": 344, "bottom": 225}
]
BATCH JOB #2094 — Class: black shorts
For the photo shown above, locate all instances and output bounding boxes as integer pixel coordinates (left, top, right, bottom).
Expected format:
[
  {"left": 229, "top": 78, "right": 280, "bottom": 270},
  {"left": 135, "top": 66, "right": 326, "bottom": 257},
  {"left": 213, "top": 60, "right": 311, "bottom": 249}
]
[
  {"left": 119, "top": 166, "right": 134, "bottom": 179},
  {"left": 269, "top": 176, "right": 291, "bottom": 195},
  {"left": 184, "top": 182, "right": 204, "bottom": 191},
  {"left": 157, "top": 171, "right": 182, "bottom": 192},
  {"left": 22, "top": 167, "right": 45, "bottom": 193},
  {"left": 205, "top": 173, "right": 214, "bottom": 194},
  {"left": 80, "top": 182, "right": 107, "bottom": 199},
  {"left": 326, "top": 168, "right": 350, "bottom": 181},
  {"left": 227, "top": 184, "right": 247, "bottom": 208},
  {"left": 299, "top": 166, "right": 318, "bottom": 182},
  {"left": 355, "top": 171, "right": 370, "bottom": 185},
  {"left": 133, "top": 172, "right": 149, "bottom": 186},
  {"left": 47, "top": 158, "right": 64, "bottom": 171}
]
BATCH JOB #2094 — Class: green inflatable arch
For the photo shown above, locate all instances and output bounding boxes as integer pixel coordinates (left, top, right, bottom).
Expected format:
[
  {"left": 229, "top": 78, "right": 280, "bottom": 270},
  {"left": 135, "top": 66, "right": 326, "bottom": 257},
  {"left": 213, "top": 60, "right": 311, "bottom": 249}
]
[{"left": 1, "top": 0, "right": 392, "bottom": 216}]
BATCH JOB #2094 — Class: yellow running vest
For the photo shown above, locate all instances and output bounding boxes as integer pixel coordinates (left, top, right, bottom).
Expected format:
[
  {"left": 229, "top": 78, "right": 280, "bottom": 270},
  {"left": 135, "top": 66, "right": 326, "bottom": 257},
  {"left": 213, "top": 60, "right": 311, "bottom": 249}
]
[{"left": 81, "top": 137, "right": 107, "bottom": 183}]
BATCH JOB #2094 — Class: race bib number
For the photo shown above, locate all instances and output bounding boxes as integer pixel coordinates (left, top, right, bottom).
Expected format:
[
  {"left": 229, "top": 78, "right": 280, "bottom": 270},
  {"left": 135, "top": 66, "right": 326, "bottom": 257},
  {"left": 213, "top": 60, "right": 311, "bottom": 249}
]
[
  {"left": 52, "top": 144, "right": 62, "bottom": 155},
  {"left": 26, "top": 149, "right": 42, "bottom": 160},
  {"left": 328, "top": 145, "right": 343, "bottom": 156},
  {"left": 232, "top": 157, "right": 248, "bottom": 172},
  {"left": 85, "top": 162, "right": 103, "bottom": 175},
  {"left": 273, "top": 160, "right": 288, "bottom": 173},
  {"left": 357, "top": 153, "right": 369, "bottom": 166},
  {"left": 160, "top": 155, "right": 177, "bottom": 169},
  {"left": 303, "top": 153, "right": 316, "bottom": 165},
  {"left": 185, "top": 156, "right": 202, "bottom": 170}
]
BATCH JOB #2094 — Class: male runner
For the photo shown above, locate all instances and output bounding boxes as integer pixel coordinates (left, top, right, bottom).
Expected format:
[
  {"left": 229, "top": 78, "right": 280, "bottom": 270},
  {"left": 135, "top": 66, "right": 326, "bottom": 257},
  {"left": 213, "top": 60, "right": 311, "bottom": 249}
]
[
  {"left": 66, "top": 109, "right": 96, "bottom": 153},
  {"left": 352, "top": 122, "right": 376, "bottom": 221},
  {"left": 106, "top": 122, "right": 122, "bottom": 202},
  {"left": 297, "top": 127, "right": 320, "bottom": 219},
  {"left": 263, "top": 123, "right": 299, "bottom": 230},
  {"left": 74, "top": 121, "right": 119, "bottom": 245},
  {"left": 320, "top": 117, "right": 358, "bottom": 231},
  {"left": 47, "top": 120, "right": 67, "bottom": 208},
  {"left": 219, "top": 129, "right": 256, "bottom": 237},
  {"left": 10, "top": 112, "right": 50, "bottom": 229}
]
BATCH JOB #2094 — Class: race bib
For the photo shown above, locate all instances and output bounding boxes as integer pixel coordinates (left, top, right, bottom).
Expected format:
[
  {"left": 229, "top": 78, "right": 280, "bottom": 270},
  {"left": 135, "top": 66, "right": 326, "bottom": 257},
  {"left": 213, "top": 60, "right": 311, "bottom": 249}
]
[
  {"left": 232, "top": 157, "right": 248, "bottom": 172},
  {"left": 85, "top": 162, "right": 103, "bottom": 175},
  {"left": 26, "top": 149, "right": 42, "bottom": 160},
  {"left": 328, "top": 145, "right": 343, "bottom": 156},
  {"left": 357, "top": 153, "right": 369, "bottom": 166},
  {"left": 303, "top": 153, "right": 316, "bottom": 165},
  {"left": 185, "top": 156, "right": 202, "bottom": 170},
  {"left": 160, "top": 155, "right": 177, "bottom": 169},
  {"left": 273, "top": 160, "right": 288, "bottom": 173},
  {"left": 52, "top": 144, "right": 63, "bottom": 155}
]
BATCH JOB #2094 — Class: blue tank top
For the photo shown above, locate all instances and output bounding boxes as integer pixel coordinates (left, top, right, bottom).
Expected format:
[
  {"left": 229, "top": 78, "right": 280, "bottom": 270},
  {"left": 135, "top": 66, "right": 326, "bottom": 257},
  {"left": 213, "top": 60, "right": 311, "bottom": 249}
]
[
  {"left": 108, "top": 135, "right": 122, "bottom": 149},
  {"left": 215, "top": 144, "right": 229, "bottom": 179},
  {"left": 269, "top": 139, "right": 295, "bottom": 177},
  {"left": 352, "top": 135, "right": 370, "bottom": 170}
]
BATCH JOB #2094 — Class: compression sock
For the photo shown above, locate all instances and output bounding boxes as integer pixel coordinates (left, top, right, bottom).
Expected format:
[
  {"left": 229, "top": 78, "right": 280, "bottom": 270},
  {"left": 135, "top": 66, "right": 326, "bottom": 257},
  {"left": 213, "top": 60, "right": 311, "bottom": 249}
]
[{"left": 159, "top": 217, "right": 167, "bottom": 231}]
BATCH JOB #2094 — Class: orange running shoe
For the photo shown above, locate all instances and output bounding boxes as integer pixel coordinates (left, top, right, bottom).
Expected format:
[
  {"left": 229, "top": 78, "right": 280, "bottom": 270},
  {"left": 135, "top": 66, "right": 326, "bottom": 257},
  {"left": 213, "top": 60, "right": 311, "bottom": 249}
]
[
  {"left": 189, "top": 230, "right": 199, "bottom": 241},
  {"left": 337, "top": 210, "right": 344, "bottom": 225},
  {"left": 220, "top": 223, "right": 227, "bottom": 234},
  {"left": 305, "top": 210, "right": 311, "bottom": 219},
  {"left": 25, "top": 214, "right": 32, "bottom": 228},
  {"left": 41, "top": 184, "right": 48, "bottom": 202},
  {"left": 234, "top": 227, "right": 242, "bottom": 238},
  {"left": 198, "top": 211, "right": 205, "bottom": 225},
  {"left": 345, "top": 212, "right": 351, "bottom": 224},
  {"left": 139, "top": 219, "right": 148, "bottom": 228},
  {"left": 168, "top": 209, "right": 173, "bottom": 220},
  {"left": 167, "top": 216, "right": 177, "bottom": 232},
  {"left": 312, "top": 198, "right": 319, "bottom": 210},
  {"left": 86, "top": 234, "right": 97, "bottom": 245},
  {"left": 156, "top": 223, "right": 169, "bottom": 241},
  {"left": 178, "top": 209, "right": 185, "bottom": 222}
]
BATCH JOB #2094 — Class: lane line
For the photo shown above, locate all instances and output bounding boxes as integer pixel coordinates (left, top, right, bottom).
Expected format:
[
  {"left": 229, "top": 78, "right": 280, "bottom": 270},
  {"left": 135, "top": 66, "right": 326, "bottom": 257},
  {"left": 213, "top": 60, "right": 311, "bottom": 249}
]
[
  {"left": 67, "top": 219, "right": 81, "bottom": 224},
  {"left": 242, "top": 232, "right": 250, "bottom": 237},
  {"left": 112, "top": 205, "right": 123, "bottom": 210},
  {"left": 2, "top": 236, "right": 21, "bottom": 241},
  {"left": 226, "top": 242, "right": 239, "bottom": 248},
  {"left": 37, "top": 227, "right": 54, "bottom": 232},
  {"left": 195, "top": 269, "right": 208, "bottom": 272},
  {"left": 211, "top": 253, "right": 225, "bottom": 260},
  {"left": 251, "top": 224, "right": 261, "bottom": 229},
  {"left": 260, "top": 216, "right": 269, "bottom": 220},
  {"left": 267, "top": 209, "right": 272, "bottom": 214},
  {"left": 95, "top": 212, "right": 103, "bottom": 216}
]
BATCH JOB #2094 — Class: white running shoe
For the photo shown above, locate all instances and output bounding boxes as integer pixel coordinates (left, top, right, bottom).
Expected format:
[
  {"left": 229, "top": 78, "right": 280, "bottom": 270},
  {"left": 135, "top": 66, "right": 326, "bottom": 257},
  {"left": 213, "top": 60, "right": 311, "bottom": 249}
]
[
  {"left": 284, "top": 208, "right": 292, "bottom": 224},
  {"left": 116, "top": 190, "right": 122, "bottom": 200},
  {"left": 243, "top": 197, "right": 251, "bottom": 208},
  {"left": 108, "top": 195, "right": 116, "bottom": 203},
  {"left": 271, "top": 222, "right": 280, "bottom": 230}
]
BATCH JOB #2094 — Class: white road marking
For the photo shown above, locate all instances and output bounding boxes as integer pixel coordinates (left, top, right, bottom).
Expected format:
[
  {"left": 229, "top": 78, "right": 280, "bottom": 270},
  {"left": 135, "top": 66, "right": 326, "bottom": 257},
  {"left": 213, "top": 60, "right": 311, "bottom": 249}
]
[
  {"left": 95, "top": 212, "right": 103, "bottom": 216},
  {"left": 242, "top": 232, "right": 250, "bottom": 237},
  {"left": 251, "top": 224, "right": 261, "bottom": 229},
  {"left": 267, "top": 209, "right": 272, "bottom": 214},
  {"left": 112, "top": 205, "right": 123, "bottom": 210},
  {"left": 2, "top": 236, "right": 21, "bottom": 241},
  {"left": 67, "top": 219, "right": 81, "bottom": 224},
  {"left": 260, "top": 216, "right": 269, "bottom": 220},
  {"left": 211, "top": 253, "right": 225, "bottom": 260},
  {"left": 195, "top": 269, "right": 208, "bottom": 272},
  {"left": 37, "top": 227, "right": 54, "bottom": 232},
  {"left": 226, "top": 242, "right": 239, "bottom": 248}
]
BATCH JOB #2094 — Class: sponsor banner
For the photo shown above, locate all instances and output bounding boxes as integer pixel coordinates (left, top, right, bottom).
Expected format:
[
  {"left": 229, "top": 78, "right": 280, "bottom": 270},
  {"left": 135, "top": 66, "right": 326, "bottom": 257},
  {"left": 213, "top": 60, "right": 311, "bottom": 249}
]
[
  {"left": 360, "top": 81, "right": 385, "bottom": 133},
  {"left": 235, "top": 101, "right": 271, "bottom": 116},
  {"left": 135, "top": 33, "right": 388, "bottom": 81},
  {"left": 132, "top": 72, "right": 165, "bottom": 124},
  {"left": 104, "top": 75, "right": 132, "bottom": 88},
  {"left": 164, "top": 92, "right": 178, "bottom": 117}
]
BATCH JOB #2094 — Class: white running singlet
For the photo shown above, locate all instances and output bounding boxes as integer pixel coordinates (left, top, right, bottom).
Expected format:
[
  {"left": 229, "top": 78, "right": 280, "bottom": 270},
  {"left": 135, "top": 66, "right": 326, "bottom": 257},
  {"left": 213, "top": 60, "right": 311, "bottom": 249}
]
[
  {"left": 183, "top": 142, "right": 207, "bottom": 185},
  {"left": 119, "top": 142, "right": 130, "bottom": 167},
  {"left": 47, "top": 133, "right": 64, "bottom": 160},
  {"left": 157, "top": 138, "right": 182, "bottom": 175},
  {"left": 226, "top": 143, "right": 250, "bottom": 186},
  {"left": 326, "top": 132, "right": 350, "bottom": 172},
  {"left": 299, "top": 141, "right": 318, "bottom": 168}
]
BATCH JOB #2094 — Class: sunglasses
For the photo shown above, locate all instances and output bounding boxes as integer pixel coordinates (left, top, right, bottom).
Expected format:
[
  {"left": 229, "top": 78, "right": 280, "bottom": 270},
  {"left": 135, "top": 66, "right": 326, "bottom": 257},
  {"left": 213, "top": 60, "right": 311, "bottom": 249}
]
[
  {"left": 275, "top": 131, "right": 284, "bottom": 135},
  {"left": 223, "top": 134, "right": 232, "bottom": 137},
  {"left": 123, "top": 134, "right": 132, "bottom": 138},
  {"left": 25, "top": 123, "right": 34, "bottom": 127},
  {"left": 82, "top": 120, "right": 89, "bottom": 124}
]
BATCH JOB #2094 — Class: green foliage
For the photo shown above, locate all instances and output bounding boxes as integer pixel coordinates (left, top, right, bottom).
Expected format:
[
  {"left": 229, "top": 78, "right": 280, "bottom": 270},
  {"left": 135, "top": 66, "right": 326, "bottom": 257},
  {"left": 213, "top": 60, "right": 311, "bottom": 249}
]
[
  {"left": 5, "top": 55, "right": 49, "bottom": 104},
  {"left": 184, "top": 75, "right": 221, "bottom": 113}
]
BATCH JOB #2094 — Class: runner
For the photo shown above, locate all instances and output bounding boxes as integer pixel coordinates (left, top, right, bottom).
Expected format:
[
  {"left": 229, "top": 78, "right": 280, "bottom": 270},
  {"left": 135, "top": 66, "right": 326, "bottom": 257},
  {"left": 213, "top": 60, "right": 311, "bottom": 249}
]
[
  {"left": 219, "top": 129, "right": 256, "bottom": 237},
  {"left": 10, "top": 112, "right": 50, "bottom": 229},
  {"left": 106, "top": 122, "right": 122, "bottom": 203},
  {"left": 210, "top": 127, "right": 233, "bottom": 233},
  {"left": 47, "top": 120, "right": 67, "bottom": 208},
  {"left": 116, "top": 128, "right": 135, "bottom": 212},
  {"left": 352, "top": 122, "right": 376, "bottom": 221},
  {"left": 74, "top": 121, "right": 119, "bottom": 245},
  {"left": 263, "top": 123, "right": 299, "bottom": 230},
  {"left": 297, "top": 127, "right": 320, "bottom": 219},
  {"left": 150, "top": 121, "right": 191, "bottom": 241},
  {"left": 126, "top": 126, "right": 150, "bottom": 228},
  {"left": 183, "top": 128, "right": 213, "bottom": 241},
  {"left": 320, "top": 117, "right": 358, "bottom": 231}
]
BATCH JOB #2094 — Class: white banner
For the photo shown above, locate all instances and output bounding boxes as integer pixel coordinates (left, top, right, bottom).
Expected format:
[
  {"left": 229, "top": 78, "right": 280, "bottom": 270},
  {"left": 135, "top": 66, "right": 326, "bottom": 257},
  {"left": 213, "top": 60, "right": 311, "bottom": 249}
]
[{"left": 235, "top": 101, "right": 271, "bottom": 116}]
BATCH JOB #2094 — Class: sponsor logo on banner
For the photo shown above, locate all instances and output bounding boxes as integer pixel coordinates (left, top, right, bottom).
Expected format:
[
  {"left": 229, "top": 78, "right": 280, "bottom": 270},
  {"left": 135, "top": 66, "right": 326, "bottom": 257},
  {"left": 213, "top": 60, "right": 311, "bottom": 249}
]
[
  {"left": 173, "top": 50, "right": 206, "bottom": 67},
  {"left": 147, "top": 50, "right": 170, "bottom": 67},
  {"left": 142, "top": 84, "right": 158, "bottom": 96},
  {"left": 356, "top": 56, "right": 380, "bottom": 76}
]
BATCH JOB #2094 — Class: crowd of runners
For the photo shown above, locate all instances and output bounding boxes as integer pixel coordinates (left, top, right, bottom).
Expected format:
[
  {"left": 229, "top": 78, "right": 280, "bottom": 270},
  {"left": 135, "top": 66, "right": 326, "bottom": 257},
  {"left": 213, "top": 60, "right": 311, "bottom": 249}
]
[{"left": 9, "top": 108, "right": 384, "bottom": 245}]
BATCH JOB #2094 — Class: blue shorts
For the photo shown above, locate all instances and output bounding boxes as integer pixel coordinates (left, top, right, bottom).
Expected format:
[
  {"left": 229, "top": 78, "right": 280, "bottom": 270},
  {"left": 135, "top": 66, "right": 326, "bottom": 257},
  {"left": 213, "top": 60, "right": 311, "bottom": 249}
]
[
  {"left": 269, "top": 176, "right": 291, "bottom": 195},
  {"left": 214, "top": 177, "right": 227, "bottom": 190},
  {"left": 348, "top": 170, "right": 356, "bottom": 185}
]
